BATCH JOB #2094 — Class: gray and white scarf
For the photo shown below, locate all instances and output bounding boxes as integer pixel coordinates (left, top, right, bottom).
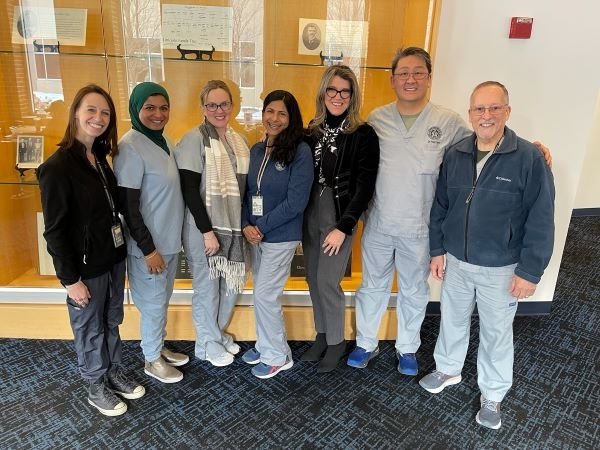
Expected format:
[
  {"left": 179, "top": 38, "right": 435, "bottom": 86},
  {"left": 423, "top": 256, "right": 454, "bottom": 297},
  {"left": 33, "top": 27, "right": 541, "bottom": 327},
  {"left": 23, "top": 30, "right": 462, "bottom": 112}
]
[{"left": 199, "top": 120, "right": 249, "bottom": 293}]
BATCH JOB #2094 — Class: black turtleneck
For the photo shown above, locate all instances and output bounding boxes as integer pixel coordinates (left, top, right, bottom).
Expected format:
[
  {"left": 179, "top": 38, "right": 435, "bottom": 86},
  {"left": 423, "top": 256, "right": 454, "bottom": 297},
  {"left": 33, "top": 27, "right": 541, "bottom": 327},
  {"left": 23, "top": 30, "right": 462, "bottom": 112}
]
[{"left": 325, "top": 110, "right": 348, "bottom": 128}]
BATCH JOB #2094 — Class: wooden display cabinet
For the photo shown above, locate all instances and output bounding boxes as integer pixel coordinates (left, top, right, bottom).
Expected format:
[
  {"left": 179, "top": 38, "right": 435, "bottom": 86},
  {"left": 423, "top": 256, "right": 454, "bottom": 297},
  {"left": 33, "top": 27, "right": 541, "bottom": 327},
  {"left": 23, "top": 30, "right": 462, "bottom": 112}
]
[{"left": 0, "top": 0, "right": 439, "bottom": 339}]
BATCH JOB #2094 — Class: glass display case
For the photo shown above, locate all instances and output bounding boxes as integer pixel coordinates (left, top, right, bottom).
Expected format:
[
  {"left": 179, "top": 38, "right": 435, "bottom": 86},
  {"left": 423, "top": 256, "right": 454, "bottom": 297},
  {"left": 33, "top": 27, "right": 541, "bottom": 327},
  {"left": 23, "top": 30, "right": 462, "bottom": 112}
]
[{"left": 0, "top": 0, "right": 439, "bottom": 324}]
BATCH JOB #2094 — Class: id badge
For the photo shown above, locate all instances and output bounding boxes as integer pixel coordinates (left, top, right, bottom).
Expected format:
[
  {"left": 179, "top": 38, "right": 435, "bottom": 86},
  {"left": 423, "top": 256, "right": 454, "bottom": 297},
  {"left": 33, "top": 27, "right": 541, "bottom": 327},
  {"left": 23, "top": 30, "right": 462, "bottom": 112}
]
[
  {"left": 111, "top": 223, "right": 125, "bottom": 247},
  {"left": 252, "top": 195, "right": 263, "bottom": 216}
]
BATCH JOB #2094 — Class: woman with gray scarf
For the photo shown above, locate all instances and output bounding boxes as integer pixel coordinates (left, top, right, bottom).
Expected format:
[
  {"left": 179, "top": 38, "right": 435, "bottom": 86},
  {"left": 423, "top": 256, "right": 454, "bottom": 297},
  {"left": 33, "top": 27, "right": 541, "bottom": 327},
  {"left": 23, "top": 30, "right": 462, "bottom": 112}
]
[{"left": 176, "top": 80, "right": 250, "bottom": 367}]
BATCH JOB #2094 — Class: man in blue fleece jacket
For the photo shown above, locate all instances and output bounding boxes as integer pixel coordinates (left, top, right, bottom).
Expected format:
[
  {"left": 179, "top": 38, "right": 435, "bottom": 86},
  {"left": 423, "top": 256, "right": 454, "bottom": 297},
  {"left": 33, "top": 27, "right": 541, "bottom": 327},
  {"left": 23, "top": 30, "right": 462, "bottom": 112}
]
[{"left": 419, "top": 81, "right": 555, "bottom": 430}]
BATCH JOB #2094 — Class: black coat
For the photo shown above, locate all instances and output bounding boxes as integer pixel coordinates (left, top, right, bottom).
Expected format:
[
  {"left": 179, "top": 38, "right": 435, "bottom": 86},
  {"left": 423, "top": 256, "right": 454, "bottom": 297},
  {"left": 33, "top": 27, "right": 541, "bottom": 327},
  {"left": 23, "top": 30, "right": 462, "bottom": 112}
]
[
  {"left": 38, "top": 140, "right": 126, "bottom": 285},
  {"left": 307, "top": 123, "right": 380, "bottom": 234}
]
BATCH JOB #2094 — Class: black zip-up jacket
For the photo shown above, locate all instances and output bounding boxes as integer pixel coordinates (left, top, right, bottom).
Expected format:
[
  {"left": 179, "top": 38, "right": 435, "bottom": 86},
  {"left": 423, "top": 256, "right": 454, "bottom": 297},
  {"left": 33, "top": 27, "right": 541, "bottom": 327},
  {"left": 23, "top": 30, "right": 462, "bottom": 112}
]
[
  {"left": 38, "top": 139, "right": 126, "bottom": 285},
  {"left": 306, "top": 123, "right": 380, "bottom": 234}
]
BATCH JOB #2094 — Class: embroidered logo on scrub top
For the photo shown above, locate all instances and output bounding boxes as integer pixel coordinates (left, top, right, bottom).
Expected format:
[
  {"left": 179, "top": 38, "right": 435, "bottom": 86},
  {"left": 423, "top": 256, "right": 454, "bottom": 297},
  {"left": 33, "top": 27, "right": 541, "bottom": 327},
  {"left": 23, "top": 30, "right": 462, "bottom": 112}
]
[
  {"left": 275, "top": 161, "right": 286, "bottom": 171},
  {"left": 427, "top": 126, "right": 442, "bottom": 143}
]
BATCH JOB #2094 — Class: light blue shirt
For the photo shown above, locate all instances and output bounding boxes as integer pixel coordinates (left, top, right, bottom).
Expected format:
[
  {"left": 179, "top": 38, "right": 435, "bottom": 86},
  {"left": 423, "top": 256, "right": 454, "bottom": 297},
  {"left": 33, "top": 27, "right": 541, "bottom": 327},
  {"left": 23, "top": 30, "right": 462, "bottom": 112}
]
[{"left": 114, "top": 129, "right": 184, "bottom": 257}]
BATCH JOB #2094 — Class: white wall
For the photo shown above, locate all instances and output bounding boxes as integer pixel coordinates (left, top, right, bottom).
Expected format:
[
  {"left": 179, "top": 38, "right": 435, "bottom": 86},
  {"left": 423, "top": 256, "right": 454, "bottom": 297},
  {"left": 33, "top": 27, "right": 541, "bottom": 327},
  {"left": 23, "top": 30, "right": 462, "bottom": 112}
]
[
  {"left": 431, "top": 0, "right": 600, "bottom": 302},
  {"left": 574, "top": 90, "right": 600, "bottom": 209}
]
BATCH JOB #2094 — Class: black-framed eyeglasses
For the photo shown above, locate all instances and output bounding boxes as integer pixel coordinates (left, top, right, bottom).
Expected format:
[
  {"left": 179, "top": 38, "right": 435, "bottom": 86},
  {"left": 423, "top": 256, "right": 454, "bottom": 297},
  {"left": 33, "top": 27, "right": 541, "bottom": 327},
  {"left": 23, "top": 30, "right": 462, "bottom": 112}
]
[
  {"left": 392, "top": 71, "right": 429, "bottom": 80},
  {"left": 469, "top": 105, "right": 508, "bottom": 116},
  {"left": 204, "top": 101, "right": 232, "bottom": 112},
  {"left": 325, "top": 87, "right": 352, "bottom": 99}
]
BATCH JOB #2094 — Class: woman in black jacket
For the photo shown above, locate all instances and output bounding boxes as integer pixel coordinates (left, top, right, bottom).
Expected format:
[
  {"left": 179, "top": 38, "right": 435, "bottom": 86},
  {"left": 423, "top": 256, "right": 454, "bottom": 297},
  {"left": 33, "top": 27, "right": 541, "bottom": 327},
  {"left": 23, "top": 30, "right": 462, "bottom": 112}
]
[
  {"left": 301, "top": 65, "right": 380, "bottom": 373},
  {"left": 38, "top": 84, "right": 144, "bottom": 416}
]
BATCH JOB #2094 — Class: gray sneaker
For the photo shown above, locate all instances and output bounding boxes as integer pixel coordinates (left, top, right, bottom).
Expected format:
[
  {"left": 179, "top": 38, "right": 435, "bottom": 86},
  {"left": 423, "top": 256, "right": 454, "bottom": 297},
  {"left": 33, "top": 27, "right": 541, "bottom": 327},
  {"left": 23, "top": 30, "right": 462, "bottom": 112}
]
[
  {"left": 160, "top": 347, "right": 189, "bottom": 367},
  {"left": 145, "top": 356, "right": 183, "bottom": 383},
  {"left": 419, "top": 370, "right": 462, "bottom": 394},
  {"left": 107, "top": 368, "right": 146, "bottom": 399},
  {"left": 476, "top": 396, "right": 502, "bottom": 430},
  {"left": 88, "top": 378, "right": 127, "bottom": 416}
]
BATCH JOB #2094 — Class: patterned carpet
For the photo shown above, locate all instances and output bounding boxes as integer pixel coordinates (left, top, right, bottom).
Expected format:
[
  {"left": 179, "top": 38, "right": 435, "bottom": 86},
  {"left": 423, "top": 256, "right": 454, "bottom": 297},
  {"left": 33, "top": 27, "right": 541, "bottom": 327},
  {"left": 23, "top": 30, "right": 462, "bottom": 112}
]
[{"left": 0, "top": 216, "right": 598, "bottom": 449}]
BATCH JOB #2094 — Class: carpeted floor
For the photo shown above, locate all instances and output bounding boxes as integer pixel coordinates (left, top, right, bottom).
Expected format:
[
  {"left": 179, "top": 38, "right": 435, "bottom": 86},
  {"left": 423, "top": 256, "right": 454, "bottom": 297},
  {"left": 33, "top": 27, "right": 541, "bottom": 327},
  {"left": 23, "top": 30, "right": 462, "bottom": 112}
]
[{"left": 0, "top": 216, "right": 598, "bottom": 449}]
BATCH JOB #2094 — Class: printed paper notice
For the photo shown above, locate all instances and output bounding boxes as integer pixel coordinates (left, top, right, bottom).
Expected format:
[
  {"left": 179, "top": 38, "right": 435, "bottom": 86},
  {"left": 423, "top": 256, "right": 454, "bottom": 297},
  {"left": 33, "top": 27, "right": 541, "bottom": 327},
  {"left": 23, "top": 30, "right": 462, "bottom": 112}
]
[
  {"left": 12, "top": 6, "right": 87, "bottom": 46},
  {"left": 162, "top": 4, "right": 233, "bottom": 52}
]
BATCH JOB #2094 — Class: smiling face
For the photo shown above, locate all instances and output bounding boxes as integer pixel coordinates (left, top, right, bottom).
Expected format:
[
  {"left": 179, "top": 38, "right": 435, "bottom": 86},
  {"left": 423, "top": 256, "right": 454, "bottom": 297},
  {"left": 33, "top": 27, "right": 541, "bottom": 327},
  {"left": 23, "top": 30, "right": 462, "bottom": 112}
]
[
  {"left": 390, "top": 54, "right": 431, "bottom": 110},
  {"left": 262, "top": 100, "right": 289, "bottom": 140},
  {"left": 469, "top": 85, "right": 511, "bottom": 148},
  {"left": 324, "top": 75, "right": 351, "bottom": 117},
  {"left": 138, "top": 94, "right": 170, "bottom": 131},
  {"left": 202, "top": 88, "right": 232, "bottom": 133},
  {"left": 74, "top": 92, "right": 111, "bottom": 146}
]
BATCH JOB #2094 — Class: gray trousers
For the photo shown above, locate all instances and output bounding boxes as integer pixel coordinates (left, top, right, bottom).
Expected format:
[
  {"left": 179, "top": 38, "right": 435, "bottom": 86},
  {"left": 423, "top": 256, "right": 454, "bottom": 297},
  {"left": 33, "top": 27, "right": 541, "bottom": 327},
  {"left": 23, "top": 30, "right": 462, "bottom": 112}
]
[
  {"left": 67, "top": 259, "right": 126, "bottom": 381},
  {"left": 435, "top": 254, "right": 518, "bottom": 402},
  {"left": 183, "top": 220, "right": 237, "bottom": 359},
  {"left": 303, "top": 185, "right": 353, "bottom": 345},
  {"left": 251, "top": 241, "right": 298, "bottom": 366},
  {"left": 355, "top": 221, "right": 430, "bottom": 353}
]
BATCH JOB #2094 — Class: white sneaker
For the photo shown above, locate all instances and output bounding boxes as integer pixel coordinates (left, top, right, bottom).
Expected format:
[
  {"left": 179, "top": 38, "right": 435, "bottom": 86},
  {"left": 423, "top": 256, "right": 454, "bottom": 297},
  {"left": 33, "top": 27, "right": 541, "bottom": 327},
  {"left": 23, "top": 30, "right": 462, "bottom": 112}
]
[
  {"left": 206, "top": 351, "right": 234, "bottom": 367},
  {"left": 225, "top": 342, "right": 241, "bottom": 355}
]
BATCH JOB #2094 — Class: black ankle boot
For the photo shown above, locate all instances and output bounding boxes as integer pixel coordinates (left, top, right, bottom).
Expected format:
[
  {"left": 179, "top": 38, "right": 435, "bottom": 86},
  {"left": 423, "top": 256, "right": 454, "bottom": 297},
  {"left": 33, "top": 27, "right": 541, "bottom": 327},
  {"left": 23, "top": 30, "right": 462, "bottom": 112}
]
[
  {"left": 300, "top": 333, "right": 327, "bottom": 361},
  {"left": 317, "top": 341, "right": 347, "bottom": 373}
]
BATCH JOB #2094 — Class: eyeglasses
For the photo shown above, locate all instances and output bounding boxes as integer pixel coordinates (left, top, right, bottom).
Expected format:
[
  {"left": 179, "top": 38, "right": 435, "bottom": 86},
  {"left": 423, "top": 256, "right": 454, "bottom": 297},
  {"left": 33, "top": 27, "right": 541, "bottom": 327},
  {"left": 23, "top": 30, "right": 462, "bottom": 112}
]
[
  {"left": 204, "top": 101, "right": 232, "bottom": 112},
  {"left": 325, "top": 87, "right": 352, "bottom": 99},
  {"left": 469, "top": 105, "right": 508, "bottom": 116},
  {"left": 392, "top": 71, "right": 429, "bottom": 80}
]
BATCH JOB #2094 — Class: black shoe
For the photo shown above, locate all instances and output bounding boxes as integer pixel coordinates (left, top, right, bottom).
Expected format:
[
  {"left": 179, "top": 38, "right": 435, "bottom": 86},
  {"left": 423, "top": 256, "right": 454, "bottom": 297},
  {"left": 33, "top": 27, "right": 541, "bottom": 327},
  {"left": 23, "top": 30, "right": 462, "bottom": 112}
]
[
  {"left": 107, "top": 368, "right": 146, "bottom": 400},
  {"left": 88, "top": 377, "right": 127, "bottom": 416},
  {"left": 317, "top": 341, "right": 347, "bottom": 373},
  {"left": 300, "top": 333, "right": 327, "bottom": 362}
]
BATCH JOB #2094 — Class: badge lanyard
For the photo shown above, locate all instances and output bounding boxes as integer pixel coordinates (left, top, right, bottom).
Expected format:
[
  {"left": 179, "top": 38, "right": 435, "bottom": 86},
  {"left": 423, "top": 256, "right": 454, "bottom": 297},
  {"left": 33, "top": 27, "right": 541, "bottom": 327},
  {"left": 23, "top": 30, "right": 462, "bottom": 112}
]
[
  {"left": 94, "top": 154, "right": 125, "bottom": 248},
  {"left": 252, "top": 146, "right": 271, "bottom": 216}
]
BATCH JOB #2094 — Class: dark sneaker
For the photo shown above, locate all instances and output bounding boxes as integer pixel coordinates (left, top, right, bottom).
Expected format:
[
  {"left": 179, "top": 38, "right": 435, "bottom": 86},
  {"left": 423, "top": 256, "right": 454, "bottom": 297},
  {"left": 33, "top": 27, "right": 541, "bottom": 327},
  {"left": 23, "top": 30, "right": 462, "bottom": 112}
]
[
  {"left": 419, "top": 370, "right": 462, "bottom": 394},
  {"left": 242, "top": 347, "right": 261, "bottom": 365},
  {"left": 88, "top": 378, "right": 127, "bottom": 416},
  {"left": 251, "top": 357, "right": 294, "bottom": 379},
  {"left": 347, "top": 346, "right": 380, "bottom": 368},
  {"left": 161, "top": 347, "right": 189, "bottom": 367},
  {"left": 107, "top": 368, "right": 146, "bottom": 400},
  {"left": 476, "top": 396, "right": 502, "bottom": 430},
  {"left": 397, "top": 352, "right": 418, "bottom": 376}
]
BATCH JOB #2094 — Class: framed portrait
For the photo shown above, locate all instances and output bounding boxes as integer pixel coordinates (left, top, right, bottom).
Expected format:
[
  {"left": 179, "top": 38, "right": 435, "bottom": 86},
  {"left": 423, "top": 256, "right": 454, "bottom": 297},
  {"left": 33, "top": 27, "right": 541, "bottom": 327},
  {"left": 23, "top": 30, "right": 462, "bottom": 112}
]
[{"left": 16, "top": 135, "right": 44, "bottom": 169}]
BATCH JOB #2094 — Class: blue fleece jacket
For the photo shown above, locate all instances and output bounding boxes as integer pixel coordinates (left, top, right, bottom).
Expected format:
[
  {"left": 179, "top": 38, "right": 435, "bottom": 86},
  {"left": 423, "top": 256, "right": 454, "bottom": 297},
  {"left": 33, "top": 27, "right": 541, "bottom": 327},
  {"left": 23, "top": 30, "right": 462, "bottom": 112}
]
[
  {"left": 242, "top": 141, "right": 313, "bottom": 243},
  {"left": 429, "top": 127, "right": 555, "bottom": 284}
]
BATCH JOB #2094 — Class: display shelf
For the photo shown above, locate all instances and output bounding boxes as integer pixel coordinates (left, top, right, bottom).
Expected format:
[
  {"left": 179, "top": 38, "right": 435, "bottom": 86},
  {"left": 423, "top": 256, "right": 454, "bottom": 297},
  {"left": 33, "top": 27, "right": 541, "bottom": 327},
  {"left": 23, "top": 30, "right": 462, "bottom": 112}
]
[
  {"left": 0, "top": 0, "right": 437, "bottom": 303},
  {"left": 273, "top": 61, "right": 391, "bottom": 71}
]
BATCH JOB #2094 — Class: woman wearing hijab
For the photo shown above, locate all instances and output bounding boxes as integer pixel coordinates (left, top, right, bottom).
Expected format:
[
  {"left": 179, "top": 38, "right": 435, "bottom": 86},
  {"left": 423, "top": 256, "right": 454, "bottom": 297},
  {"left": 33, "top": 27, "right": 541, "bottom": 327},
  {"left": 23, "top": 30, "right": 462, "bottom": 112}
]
[
  {"left": 38, "top": 84, "right": 144, "bottom": 416},
  {"left": 240, "top": 90, "right": 314, "bottom": 379},
  {"left": 175, "top": 80, "right": 249, "bottom": 367},
  {"left": 301, "top": 65, "right": 380, "bottom": 373},
  {"left": 113, "top": 82, "right": 187, "bottom": 384}
]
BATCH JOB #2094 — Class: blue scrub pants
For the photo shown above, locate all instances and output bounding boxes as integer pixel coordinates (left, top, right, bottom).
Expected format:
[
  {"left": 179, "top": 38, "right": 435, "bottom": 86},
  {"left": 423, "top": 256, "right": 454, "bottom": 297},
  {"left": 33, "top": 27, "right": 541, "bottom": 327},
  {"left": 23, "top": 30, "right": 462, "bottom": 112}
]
[
  {"left": 183, "top": 220, "right": 238, "bottom": 360},
  {"left": 251, "top": 241, "right": 298, "bottom": 366},
  {"left": 127, "top": 252, "right": 178, "bottom": 362},
  {"left": 355, "top": 222, "right": 430, "bottom": 353}
]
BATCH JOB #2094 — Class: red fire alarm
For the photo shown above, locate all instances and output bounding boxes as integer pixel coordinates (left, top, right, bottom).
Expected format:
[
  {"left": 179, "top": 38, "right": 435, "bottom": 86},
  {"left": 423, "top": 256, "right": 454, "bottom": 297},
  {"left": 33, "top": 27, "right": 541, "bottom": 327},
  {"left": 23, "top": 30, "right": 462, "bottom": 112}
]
[{"left": 509, "top": 17, "right": 533, "bottom": 39}]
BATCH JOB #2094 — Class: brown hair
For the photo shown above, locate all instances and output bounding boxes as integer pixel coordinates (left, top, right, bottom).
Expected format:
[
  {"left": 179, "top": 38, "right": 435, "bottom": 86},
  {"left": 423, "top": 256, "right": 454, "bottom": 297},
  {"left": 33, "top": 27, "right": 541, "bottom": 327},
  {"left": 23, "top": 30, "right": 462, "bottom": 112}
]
[{"left": 58, "top": 84, "right": 118, "bottom": 156}]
